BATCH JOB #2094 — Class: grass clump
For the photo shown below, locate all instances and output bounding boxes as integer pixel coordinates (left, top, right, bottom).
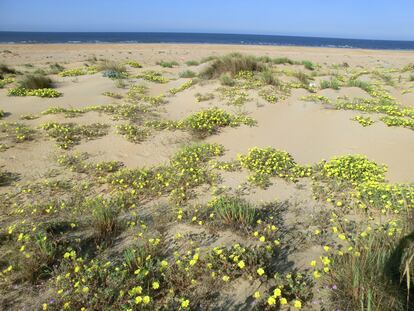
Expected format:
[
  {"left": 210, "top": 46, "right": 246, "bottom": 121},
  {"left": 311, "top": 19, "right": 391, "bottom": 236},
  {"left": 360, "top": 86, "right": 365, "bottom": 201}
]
[
  {"left": 19, "top": 74, "right": 53, "bottom": 89},
  {"left": 116, "top": 124, "right": 150, "bottom": 143},
  {"left": 302, "top": 60, "right": 316, "bottom": 70},
  {"left": 88, "top": 197, "right": 122, "bottom": 242},
  {"left": 185, "top": 60, "right": 199, "bottom": 66},
  {"left": 353, "top": 115, "right": 374, "bottom": 127},
  {"left": 259, "top": 70, "right": 281, "bottom": 86},
  {"left": 320, "top": 78, "right": 341, "bottom": 90},
  {"left": 200, "top": 53, "right": 266, "bottom": 79},
  {"left": 272, "top": 57, "right": 296, "bottom": 65},
  {"left": 41, "top": 122, "right": 110, "bottom": 149},
  {"left": 347, "top": 79, "right": 373, "bottom": 93},
  {"left": 48, "top": 63, "right": 65, "bottom": 74},
  {"left": 195, "top": 92, "right": 214, "bottom": 102},
  {"left": 157, "top": 60, "right": 179, "bottom": 68},
  {"left": 219, "top": 73, "right": 235, "bottom": 86},
  {"left": 179, "top": 70, "right": 196, "bottom": 78},
  {"left": 326, "top": 222, "right": 413, "bottom": 311},
  {"left": 208, "top": 195, "right": 256, "bottom": 228},
  {"left": 0, "top": 63, "right": 16, "bottom": 77}
]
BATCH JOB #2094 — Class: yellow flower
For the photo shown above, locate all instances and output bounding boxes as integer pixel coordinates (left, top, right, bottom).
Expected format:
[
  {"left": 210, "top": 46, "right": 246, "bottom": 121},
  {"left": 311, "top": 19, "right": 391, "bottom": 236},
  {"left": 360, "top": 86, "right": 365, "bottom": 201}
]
[
  {"left": 222, "top": 275, "right": 230, "bottom": 282},
  {"left": 259, "top": 236, "right": 266, "bottom": 242},
  {"left": 82, "top": 286, "right": 89, "bottom": 294},
  {"left": 294, "top": 300, "right": 302, "bottom": 309},
  {"left": 181, "top": 299, "right": 190, "bottom": 308},
  {"left": 134, "top": 296, "right": 142, "bottom": 304},
  {"left": 280, "top": 297, "right": 287, "bottom": 305},
  {"left": 42, "top": 303, "right": 48, "bottom": 310},
  {"left": 267, "top": 296, "right": 276, "bottom": 305},
  {"left": 273, "top": 288, "right": 281, "bottom": 297},
  {"left": 237, "top": 261, "right": 245, "bottom": 269},
  {"left": 338, "top": 234, "right": 346, "bottom": 240},
  {"left": 310, "top": 260, "right": 317, "bottom": 267},
  {"left": 323, "top": 245, "right": 330, "bottom": 252},
  {"left": 152, "top": 281, "right": 160, "bottom": 289},
  {"left": 257, "top": 268, "right": 265, "bottom": 276},
  {"left": 143, "top": 296, "right": 150, "bottom": 304},
  {"left": 253, "top": 291, "right": 261, "bottom": 299}
]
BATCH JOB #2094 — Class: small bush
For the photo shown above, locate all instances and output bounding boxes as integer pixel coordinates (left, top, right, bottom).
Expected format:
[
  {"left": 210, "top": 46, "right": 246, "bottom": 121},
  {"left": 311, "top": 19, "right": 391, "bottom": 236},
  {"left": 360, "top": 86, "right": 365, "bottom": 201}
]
[
  {"left": 347, "top": 79, "right": 373, "bottom": 93},
  {"left": 320, "top": 78, "right": 340, "bottom": 90},
  {"left": 97, "top": 60, "right": 126, "bottom": 73},
  {"left": 195, "top": 92, "right": 214, "bottom": 102},
  {"left": 19, "top": 74, "right": 53, "bottom": 89},
  {"left": 302, "top": 60, "right": 316, "bottom": 70},
  {"left": 185, "top": 60, "right": 199, "bottom": 66},
  {"left": 409, "top": 74, "right": 414, "bottom": 82},
  {"left": 294, "top": 71, "right": 310, "bottom": 85},
  {"left": 48, "top": 63, "right": 65, "bottom": 74},
  {"left": 208, "top": 195, "right": 256, "bottom": 227},
  {"left": 0, "top": 63, "right": 16, "bottom": 76},
  {"left": 260, "top": 70, "right": 281, "bottom": 86},
  {"left": 219, "top": 73, "right": 235, "bottom": 86},
  {"left": 200, "top": 53, "right": 266, "bottom": 79},
  {"left": 272, "top": 57, "right": 296, "bottom": 65},
  {"left": 157, "top": 60, "right": 179, "bottom": 68},
  {"left": 179, "top": 70, "right": 196, "bottom": 78},
  {"left": 89, "top": 197, "right": 122, "bottom": 242}
]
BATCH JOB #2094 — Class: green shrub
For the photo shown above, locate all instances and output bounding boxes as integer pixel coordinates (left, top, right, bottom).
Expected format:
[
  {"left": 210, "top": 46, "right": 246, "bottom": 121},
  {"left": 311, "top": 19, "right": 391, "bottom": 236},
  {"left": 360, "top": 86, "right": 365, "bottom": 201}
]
[
  {"left": 326, "top": 227, "right": 412, "bottom": 311},
  {"left": 19, "top": 74, "right": 53, "bottom": 89},
  {"left": 219, "top": 73, "right": 235, "bottom": 86},
  {"left": 208, "top": 195, "right": 256, "bottom": 227},
  {"left": 260, "top": 70, "right": 281, "bottom": 86},
  {"left": 97, "top": 60, "right": 127, "bottom": 73},
  {"left": 302, "top": 60, "right": 316, "bottom": 70},
  {"left": 320, "top": 78, "right": 340, "bottom": 90},
  {"left": 179, "top": 70, "right": 196, "bottom": 78},
  {"left": 157, "top": 60, "right": 179, "bottom": 68},
  {"left": 185, "top": 60, "right": 199, "bottom": 66},
  {"left": 200, "top": 53, "right": 266, "bottom": 79},
  {"left": 48, "top": 63, "right": 65, "bottom": 74}
]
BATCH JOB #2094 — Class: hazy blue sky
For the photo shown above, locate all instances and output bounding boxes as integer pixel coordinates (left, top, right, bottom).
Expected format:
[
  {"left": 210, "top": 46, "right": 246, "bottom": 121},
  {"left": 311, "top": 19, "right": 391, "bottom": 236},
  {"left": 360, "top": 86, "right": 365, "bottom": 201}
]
[{"left": 0, "top": 0, "right": 413, "bottom": 40}]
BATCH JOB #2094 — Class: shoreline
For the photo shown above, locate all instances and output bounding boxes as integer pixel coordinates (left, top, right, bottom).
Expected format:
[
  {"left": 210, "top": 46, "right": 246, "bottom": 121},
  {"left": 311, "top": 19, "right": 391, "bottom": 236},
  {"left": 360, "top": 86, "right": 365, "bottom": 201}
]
[{"left": 2, "top": 43, "right": 414, "bottom": 54}]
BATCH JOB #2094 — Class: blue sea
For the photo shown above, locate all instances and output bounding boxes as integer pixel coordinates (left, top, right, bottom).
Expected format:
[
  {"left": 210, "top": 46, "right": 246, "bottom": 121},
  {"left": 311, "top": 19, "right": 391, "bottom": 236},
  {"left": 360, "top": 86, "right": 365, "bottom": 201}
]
[{"left": 1, "top": 32, "right": 414, "bottom": 50}]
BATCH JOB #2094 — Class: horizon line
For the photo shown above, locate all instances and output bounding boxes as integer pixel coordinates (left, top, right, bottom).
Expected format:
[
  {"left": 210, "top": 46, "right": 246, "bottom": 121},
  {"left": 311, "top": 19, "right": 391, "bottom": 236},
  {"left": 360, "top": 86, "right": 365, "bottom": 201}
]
[{"left": 1, "top": 30, "right": 414, "bottom": 42}]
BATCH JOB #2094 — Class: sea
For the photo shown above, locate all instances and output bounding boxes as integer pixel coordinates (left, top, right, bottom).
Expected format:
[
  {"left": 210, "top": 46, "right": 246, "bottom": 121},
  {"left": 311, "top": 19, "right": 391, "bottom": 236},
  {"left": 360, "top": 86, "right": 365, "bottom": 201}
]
[{"left": 1, "top": 32, "right": 414, "bottom": 50}]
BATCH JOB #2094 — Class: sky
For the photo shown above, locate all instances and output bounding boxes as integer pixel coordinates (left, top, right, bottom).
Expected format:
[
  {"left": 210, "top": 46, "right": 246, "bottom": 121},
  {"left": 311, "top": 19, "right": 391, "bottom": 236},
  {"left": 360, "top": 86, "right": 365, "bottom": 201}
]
[{"left": 0, "top": 0, "right": 413, "bottom": 41}]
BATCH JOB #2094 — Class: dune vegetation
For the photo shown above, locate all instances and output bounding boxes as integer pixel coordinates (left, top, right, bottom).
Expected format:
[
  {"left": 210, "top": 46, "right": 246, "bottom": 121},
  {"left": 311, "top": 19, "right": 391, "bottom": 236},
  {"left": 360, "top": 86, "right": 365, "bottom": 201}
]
[{"left": 0, "top": 47, "right": 413, "bottom": 311}]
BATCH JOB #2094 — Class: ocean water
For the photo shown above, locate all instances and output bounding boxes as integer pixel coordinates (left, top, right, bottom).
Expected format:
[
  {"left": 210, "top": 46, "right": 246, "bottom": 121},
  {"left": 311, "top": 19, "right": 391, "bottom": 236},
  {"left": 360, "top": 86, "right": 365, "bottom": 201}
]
[{"left": 1, "top": 32, "right": 414, "bottom": 50}]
